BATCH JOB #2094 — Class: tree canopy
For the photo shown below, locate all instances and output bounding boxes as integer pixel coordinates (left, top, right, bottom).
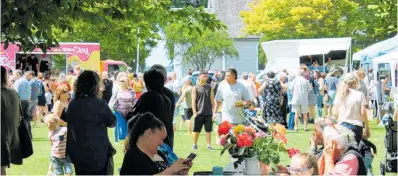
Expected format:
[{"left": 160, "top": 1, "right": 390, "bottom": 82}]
[
  {"left": 1, "top": 0, "right": 225, "bottom": 58},
  {"left": 240, "top": 0, "right": 397, "bottom": 64},
  {"left": 164, "top": 23, "right": 238, "bottom": 71}
]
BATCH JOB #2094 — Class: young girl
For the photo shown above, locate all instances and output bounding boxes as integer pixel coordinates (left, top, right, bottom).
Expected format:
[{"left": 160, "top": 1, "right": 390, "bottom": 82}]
[{"left": 44, "top": 114, "right": 73, "bottom": 176}]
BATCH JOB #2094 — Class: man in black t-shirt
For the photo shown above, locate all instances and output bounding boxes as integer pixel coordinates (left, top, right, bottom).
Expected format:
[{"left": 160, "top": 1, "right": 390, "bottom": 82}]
[
  {"left": 27, "top": 55, "right": 39, "bottom": 75},
  {"left": 192, "top": 70, "right": 215, "bottom": 150}
]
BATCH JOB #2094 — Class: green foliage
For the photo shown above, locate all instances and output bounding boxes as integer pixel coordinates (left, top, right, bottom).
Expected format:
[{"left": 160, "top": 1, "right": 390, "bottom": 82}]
[
  {"left": 172, "top": 0, "right": 208, "bottom": 8},
  {"left": 241, "top": 0, "right": 397, "bottom": 64},
  {"left": 2, "top": 0, "right": 225, "bottom": 61},
  {"left": 164, "top": 23, "right": 238, "bottom": 71}
]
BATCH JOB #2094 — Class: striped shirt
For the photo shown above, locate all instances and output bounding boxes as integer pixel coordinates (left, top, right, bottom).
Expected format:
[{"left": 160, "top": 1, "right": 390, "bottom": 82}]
[
  {"left": 113, "top": 89, "right": 136, "bottom": 117},
  {"left": 49, "top": 127, "right": 67, "bottom": 158}
]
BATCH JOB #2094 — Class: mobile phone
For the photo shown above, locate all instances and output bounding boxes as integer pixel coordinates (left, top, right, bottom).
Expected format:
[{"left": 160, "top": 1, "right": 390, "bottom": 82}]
[{"left": 184, "top": 153, "right": 196, "bottom": 164}]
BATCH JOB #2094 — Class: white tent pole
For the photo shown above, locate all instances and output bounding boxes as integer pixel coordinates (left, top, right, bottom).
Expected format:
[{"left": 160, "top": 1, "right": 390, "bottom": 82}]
[
  {"left": 349, "top": 45, "right": 352, "bottom": 72},
  {"left": 322, "top": 54, "right": 325, "bottom": 73}
]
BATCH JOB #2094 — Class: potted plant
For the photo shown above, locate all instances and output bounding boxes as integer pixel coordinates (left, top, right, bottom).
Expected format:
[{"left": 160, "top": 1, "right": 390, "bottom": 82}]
[{"left": 218, "top": 122, "right": 298, "bottom": 174}]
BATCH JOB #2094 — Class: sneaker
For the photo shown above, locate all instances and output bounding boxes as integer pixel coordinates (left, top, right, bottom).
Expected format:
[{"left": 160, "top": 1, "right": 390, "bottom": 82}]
[
  {"left": 192, "top": 144, "right": 198, "bottom": 150},
  {"left": 207, "top": 146, "right": 214, "bottom": 151},
  {"left": 304, "top": 128, "right": 309, "bottom": 132}
]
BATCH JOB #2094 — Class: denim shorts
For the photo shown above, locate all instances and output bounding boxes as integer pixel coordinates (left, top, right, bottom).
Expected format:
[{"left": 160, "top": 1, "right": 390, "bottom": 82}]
[
  {"left": 51, "top": 156, "right": 73, "bottom": 175},
  {"left": 363, "top": 156, "right": 373, "bottom": 169}
]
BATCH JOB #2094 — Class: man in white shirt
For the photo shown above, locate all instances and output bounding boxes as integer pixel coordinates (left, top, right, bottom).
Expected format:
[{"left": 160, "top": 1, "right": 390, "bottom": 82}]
[
  {"left": 214, "top": 68, "right": 252, "bottom": 124},
  {"left": 291, "top": 69, "right": 312, "bottom": 131}
]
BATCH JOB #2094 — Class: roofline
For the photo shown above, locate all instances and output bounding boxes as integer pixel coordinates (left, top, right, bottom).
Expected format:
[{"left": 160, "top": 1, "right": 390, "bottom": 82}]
[{"left": 262, "top": 37, "right": 352, "bottom": 44}]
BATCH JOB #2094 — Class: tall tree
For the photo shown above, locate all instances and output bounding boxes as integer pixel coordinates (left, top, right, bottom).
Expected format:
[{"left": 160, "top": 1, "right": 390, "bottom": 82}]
[{"left": 164, "top": 23, "right": 238, "bottom": 71}]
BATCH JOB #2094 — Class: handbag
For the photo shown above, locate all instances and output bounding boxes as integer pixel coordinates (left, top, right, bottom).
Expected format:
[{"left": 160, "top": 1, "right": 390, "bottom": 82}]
[
  {"left": 19, "top": 118, "right": 33, "bottom": 158},
  {"left": 18, "top": 100, "right": 33, "bottom": 159},
  {"left": 109, "top": 88, "right": 119, "bottom": 110}
]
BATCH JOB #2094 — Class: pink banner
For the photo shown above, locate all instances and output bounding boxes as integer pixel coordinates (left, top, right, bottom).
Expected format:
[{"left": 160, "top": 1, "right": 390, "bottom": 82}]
[
  {"left": 32, "top": 43, "right": 99, "bottom": 61},
  {"left": 0, "top": 44, "right": 19, "bottom": 70},
  {"left": 1, "top": 43, "right": 100, "bottom": 71}
]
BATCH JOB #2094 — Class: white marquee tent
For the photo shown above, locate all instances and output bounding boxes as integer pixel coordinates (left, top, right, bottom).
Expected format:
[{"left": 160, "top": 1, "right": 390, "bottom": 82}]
[
  {"left": 261, "top": 38, "right": 352, "bottom": 73},
  {"left": 353, "top": 35, "right": 398, "bottom": 64},
  {"left": 372, "top": 51, "right": 398, "bottom": 87}
]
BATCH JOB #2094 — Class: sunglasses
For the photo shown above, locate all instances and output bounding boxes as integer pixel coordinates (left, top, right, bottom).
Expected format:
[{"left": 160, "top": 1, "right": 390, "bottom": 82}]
[{"left": 288, "top": 167, "right": 311, "bottom": 173}]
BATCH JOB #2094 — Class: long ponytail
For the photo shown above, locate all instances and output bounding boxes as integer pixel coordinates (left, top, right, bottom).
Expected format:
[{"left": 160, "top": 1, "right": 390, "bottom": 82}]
[{"left": 336, "top": 73, "right": 358, "bottom": 104}]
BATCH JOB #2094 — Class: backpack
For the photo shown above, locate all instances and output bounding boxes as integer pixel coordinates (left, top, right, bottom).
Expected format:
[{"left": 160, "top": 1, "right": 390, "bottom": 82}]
[{"left": 37, "top": 81, "right": 45, "bottom": 98}]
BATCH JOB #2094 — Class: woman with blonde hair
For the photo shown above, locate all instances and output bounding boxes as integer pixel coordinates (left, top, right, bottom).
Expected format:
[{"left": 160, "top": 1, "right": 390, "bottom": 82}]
[
  {"left": 36, "top": 72, "right": 48, "bottom": 124},
  {"left": 52, "top": 85, "right": 69, "bottom": 126},
  {"left": 333, "top": 73, "right": 369, "bottom": 143},
  {"left": 57, "top": 73, "right": 71, "bottom": 92},
  {"left": 130, "top": 73, "right": 145, "bottom": 99},
  {"left": 109, "top": 73, "right": 136, "bottom": 143},
  {"left": 288, "top": 153, "right": 319, "bottom": 175}
]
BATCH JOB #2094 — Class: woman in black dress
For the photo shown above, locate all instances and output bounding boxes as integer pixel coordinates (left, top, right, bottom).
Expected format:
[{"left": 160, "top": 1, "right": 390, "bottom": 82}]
[{"left": 259, "top": 71, "right": 283, "bottom": 124}]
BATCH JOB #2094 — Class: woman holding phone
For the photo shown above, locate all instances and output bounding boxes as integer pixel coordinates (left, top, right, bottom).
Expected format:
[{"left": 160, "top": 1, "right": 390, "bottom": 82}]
[{"left": 120, "top": 112, "right": 192, "bottom": 175}]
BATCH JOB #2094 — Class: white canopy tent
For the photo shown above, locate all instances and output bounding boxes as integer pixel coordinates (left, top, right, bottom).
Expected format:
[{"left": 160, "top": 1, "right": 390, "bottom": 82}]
[
  {"left": 353, "top": 35, "right": 398, "bottom": 64},
  {"left": 372, "top": 51, "right": 398, "bottom": 87},
  {"left": 371, "top": 51, "right": 398, "bottom": 121},
  {"left": 261, "top": 38, "right": 352, "bottom": 73}
]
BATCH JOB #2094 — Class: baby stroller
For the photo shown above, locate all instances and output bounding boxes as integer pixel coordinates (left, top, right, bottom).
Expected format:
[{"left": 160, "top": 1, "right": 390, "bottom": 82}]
[
  {"left": 380, "top": 111, "right": 397, "bottom": 175},
  {"left": 244, "top": 108, "right": 268, "bottom": 133}
]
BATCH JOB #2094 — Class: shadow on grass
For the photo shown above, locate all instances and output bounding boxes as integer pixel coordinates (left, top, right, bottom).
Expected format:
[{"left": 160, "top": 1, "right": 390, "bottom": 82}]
[{"left": 33, "top": 137, "right": 49, "bottom": 142}]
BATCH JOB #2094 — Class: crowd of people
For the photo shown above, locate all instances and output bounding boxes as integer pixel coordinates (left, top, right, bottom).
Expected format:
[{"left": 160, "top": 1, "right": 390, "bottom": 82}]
[{"left": 1, "top": 61, "right": 397, "bottom": 175}]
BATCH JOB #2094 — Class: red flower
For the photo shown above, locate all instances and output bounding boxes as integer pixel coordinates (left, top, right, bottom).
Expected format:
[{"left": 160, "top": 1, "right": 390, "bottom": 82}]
[
  {"left": 273, "top": 132, "right": 287, "bottom": 144},
  {"left": 220, "top": 137, "right": 227, "bottom": 146},
  {"left": 287, "top": 148, "right": 301, "bottom": 158},
  {"left": 218, "top": 121, "right": 233, "bottom": 136},
  {"left": 237, "top": 133, "right": 253, "bottom": 147}
]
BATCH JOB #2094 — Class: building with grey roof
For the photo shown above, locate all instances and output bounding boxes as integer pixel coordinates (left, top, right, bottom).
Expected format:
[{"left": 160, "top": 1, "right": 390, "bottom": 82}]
[{"left": 179, "top": 0, "right": 260, "bottom": 75}]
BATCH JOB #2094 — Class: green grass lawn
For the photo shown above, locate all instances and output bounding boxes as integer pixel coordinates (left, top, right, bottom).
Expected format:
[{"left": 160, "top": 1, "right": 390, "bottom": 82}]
[{"left": 6, "top": 118, "right": 394, "bottom": 175}]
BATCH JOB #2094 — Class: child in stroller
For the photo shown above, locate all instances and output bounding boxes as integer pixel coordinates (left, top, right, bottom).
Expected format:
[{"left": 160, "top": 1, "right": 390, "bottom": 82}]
[
  {"left": 244, "top": 105, "right": 268, "bottom": 133},
  {"left": 380, "top": 109, "right": 397, "bottom": 175}
]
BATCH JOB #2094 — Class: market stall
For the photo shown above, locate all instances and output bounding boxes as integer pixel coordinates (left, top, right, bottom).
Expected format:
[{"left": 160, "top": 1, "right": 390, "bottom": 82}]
[
  {"left": 372, "top": 51, "right": 398, "bottom": 120},
  {"left": 261, "top": 37, "right": 352, "bottom": 73}
]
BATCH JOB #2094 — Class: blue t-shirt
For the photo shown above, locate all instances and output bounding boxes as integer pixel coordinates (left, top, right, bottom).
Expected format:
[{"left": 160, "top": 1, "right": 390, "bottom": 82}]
[
  {"left": 28, "top": 79, "right": 40, "bottom": 100},
  {"left": 325, "top": 76, "right": 339, "bottom": 91}
]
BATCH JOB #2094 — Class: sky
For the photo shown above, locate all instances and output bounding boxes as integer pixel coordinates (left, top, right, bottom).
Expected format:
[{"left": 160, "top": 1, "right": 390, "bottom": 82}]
[{"left": 145, "top": 39, "right": 170, "bottom": 67}]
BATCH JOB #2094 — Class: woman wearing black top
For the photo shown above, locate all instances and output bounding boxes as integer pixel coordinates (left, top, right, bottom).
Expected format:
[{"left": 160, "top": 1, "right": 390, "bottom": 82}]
[
  {"left": 121, "top": 112, "right": 191, "bottom": 175},
  {"left": 101, "top": 71, "right": 113, "bottom": 104},
  {"left": 127, "top": 68, "right": 174, "bottom": 148},
  {"left": 65, "top": 70, "right": 116, "bottom": 175}
]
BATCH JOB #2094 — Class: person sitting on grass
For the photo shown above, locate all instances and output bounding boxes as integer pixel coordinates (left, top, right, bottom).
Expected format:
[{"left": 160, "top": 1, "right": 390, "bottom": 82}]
[{"left": 44, "top": 114, "right": 73, "bottom": 176}]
